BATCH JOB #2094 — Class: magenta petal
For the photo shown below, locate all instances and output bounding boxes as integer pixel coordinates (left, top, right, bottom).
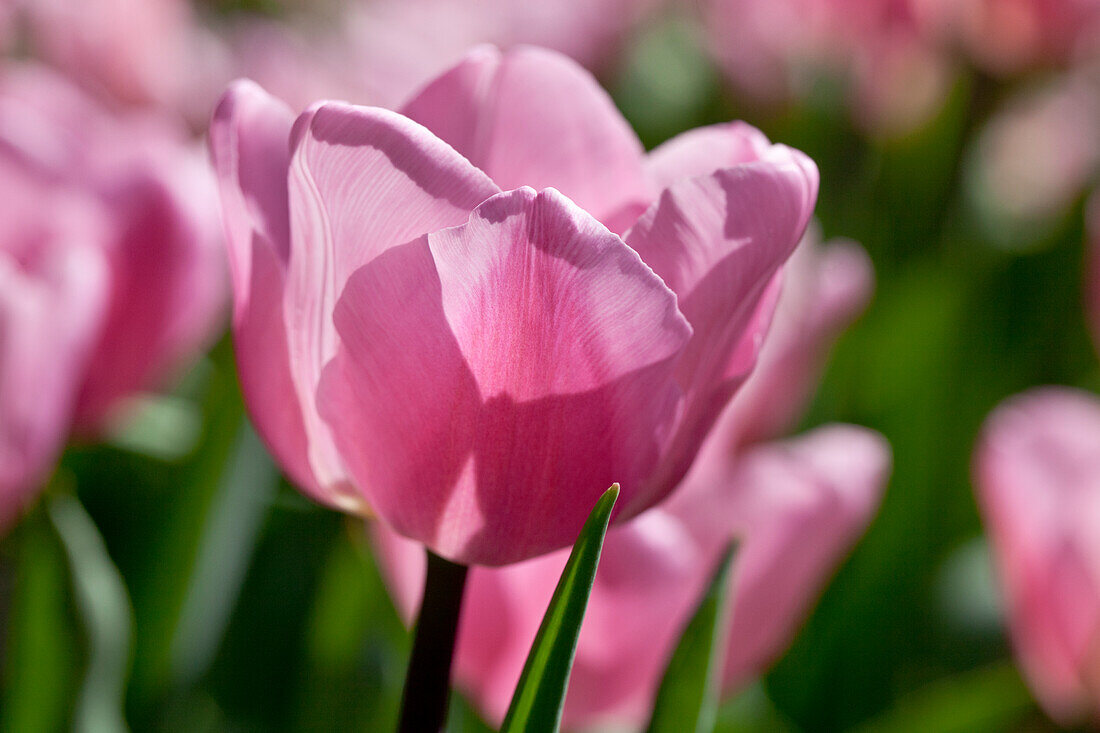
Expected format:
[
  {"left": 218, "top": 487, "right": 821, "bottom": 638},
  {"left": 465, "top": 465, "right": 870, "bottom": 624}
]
[
  {"left": 401, "top": 45, "right": 653, "bottom": 229},
  {"left": 71, "top": 132, "right": 226, "bottom": 431},
  {"left": 976, "top": 388, "right": 1100, "bottom": 723},
  {"left": 646, "top": 121, "right": 774, "bottom": 191},
  {"left": 319, "top": 187, "right": 690, "bottom": 565},
  {"left": 0, "top": 198, "right": 108, "bottom": 530},
  {"left": 0, "top": 65, "right": 226, "bottom": 432},
  {"left": 285, "top": 101, "right": 499, "bottom": 493}
]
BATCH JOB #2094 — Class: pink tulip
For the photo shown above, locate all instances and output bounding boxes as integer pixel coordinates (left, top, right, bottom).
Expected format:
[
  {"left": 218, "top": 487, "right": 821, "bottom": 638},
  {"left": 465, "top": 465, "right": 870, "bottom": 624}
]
[
  {"left": 343, "top": 0, "right": 660, "bottom": 109},
  {"left": 916, "top": 0, "right": 1100, "bottom": 76},
  {"left": 0, "top": 161, "right": 109, "bottom": 530},
  {"left": 0, "top": 64, "right": 225, "bottom": 433},
  {"left": 210, "top": 45, "right": 818, "bottom": 565},
  {"left": 375, "top": 424, "right": 889, "bottom": 729},
  {"left": 704, "top": 0, "right": 953, "bottom": 136},
  {"left": 970, "top": 75, "right": 1100, "bottom": 235},
  {"left": 975, "top": 387, "right": 1100, "bottom": 724},
  {"left": 13, "top": 0, "right": 203, "bottom": 110}
]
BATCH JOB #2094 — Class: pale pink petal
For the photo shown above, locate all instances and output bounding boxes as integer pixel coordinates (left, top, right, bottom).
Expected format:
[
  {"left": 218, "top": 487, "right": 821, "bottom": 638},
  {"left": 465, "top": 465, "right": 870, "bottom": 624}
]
[
  {"left": 209, "top": 80, "right": 294, "bottom": 314},
  {"left": 646, "top": 122, "right": 774, "bottom": 191},
  {"left": 713, "top": 425, "right": 890, "bottom": 690},
  {"left": 285, "top": 101, "right": 499, "bottom": 494},
  {"left": 20, "top": 0, "right": 197, "bottom": 108},
  {"left": 320, "top": 187, "right": 690, "bottom": 565},
  {"left": 975, "top": 387, "right": 1100, "bottom": 724},
  {"left": 623, "top": 149, "right": 818, "bottom": 515},
  {"left": 208, "top": 81, "right": 330, "bottom": 500},
  {"left": 401, "top": 45, "right": 653, "bottom": 229}
]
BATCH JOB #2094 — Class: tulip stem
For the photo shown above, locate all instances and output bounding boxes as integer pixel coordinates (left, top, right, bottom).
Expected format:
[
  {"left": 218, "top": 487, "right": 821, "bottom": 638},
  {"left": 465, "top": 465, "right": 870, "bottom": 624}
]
[{"left": 397, "top": 550, "right": 469, "bottom": 733}]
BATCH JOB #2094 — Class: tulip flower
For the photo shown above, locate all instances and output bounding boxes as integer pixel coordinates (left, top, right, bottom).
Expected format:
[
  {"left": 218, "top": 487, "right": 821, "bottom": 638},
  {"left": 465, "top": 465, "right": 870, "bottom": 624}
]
[
  {"left": 704, "top": 0, "right": 953, "bottom": 136},
  {"left": 342, "top": 0, "right": 661, "bottom": 108},
  {"left": 0, "top": 168, "right": 109, "bottom": 531},
  {"left": 0, "top": 64, "right": 225, "bottom": 434},
  {"left": 11, "top": 0, "right": 204, "bottom": 110},
  {"left": 975, "top": 387, "right": 1100, "bottom": 725},
  {"left": 916, "top": 0, "right": 1100, "bottom": 76},
  {"left": 211, "top": 45, "right": 818, "bottom": 566},
  {"left": 968, "top": 75, "right": 1100, "bottom": 242},
  {"left": 373, "top": 230, "right": 883, "bottom": 728}
]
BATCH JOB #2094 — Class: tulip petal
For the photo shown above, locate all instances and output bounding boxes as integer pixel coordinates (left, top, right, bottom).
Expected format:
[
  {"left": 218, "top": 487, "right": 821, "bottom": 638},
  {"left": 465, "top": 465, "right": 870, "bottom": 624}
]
[
  {"left": 286, "top": 102, "right": 499, "bottom": 492},
  {"left": 623, "top": 150, "right": 818, "bottom": 514},
  {"left": 706, "top": 425, "right": 889, "bottom": 691},
  {"left": 209, "top": 80, "right": 294, "bottom": 317},
  {"left": 401, "top": 45, "right": 653, "bottom": 229},
  {"left": 71, "top": 142, "right": 226, "bottom": 431},
  {"left": 319, "top": 187, "right": 690, "bottom": 565},
  {"left": 208, "top": 80, "right": 336, "bottom": 501},
  {"left": 646, "top": 122, "right": 774, "bottom": 191},
  {"left": 717, "top": 233, "right": 875, "bottom": 450},
  {"left": 0, "top": 195, "right": 108, "bottom": 530},
  {"left": 976, "top": 388, "right": 1100, "bottom": 722}
]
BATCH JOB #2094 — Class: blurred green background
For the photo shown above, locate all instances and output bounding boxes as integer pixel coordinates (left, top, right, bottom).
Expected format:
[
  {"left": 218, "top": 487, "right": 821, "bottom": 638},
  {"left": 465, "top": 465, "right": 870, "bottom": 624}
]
[{"left": 3, "top": 6, "right": 1098, "bottom": 733}]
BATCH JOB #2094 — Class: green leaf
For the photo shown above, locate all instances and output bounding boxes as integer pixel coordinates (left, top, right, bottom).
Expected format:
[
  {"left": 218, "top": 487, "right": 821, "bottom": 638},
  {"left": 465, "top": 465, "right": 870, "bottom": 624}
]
[
  {"left": 48, "top": 493, "right": 134, "bottom": 733},
  {"left": 646, "top": 543, "right": 737, "bottom": 733},
  {"left": 170, "top": 424, "right": 278, "bottom": 688},
  {"left": 500, "top": 484, "right": 620, "bottom": 733},
  {"left": 0, "top": 508, "right": 80, "bottom": 733}
]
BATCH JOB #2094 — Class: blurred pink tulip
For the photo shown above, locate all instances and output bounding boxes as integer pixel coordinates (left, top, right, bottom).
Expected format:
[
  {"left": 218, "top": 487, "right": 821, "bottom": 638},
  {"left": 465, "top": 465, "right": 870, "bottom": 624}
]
[
  {"left": 917, "top": 0, "right": 1100, "bottom": 76},
  {"left": 970, "top": 74, "right": 1100, "bottom": 236},
  {"left": 0, "top": 159, "right": 109, "bottom": 531},
  {"left": 344, "top": 0, "right": 660, "bottom": 109},
  {"left": 704, "top": 0, "right": 953, "bottom": 136},
  {"left": 975, "top": 387, "right": 1100, "bottom": 724},
  {"left": 210, "top": 0, "right": 659, "bottom": 120},
  {"left": 210, "top": 45, "right": 818, "bottom": 565},
  {"left": 376, "top": 425, "right": 889, "bottom": 729},
  {"left": 0, "top": 64, "right": 225, "bottom": 433},
  {"left": 12, "top": 0, "right": 208, "bottom": 111}
]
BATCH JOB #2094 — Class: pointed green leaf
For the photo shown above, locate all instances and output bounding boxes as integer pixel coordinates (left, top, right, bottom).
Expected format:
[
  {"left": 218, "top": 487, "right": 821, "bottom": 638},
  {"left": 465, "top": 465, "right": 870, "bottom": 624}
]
[
  {"left": 647, "top": 542, "right": 738, "bottom": 733},
  {"left": 500, "top": 484, "right": 620, "bottom": 733}
]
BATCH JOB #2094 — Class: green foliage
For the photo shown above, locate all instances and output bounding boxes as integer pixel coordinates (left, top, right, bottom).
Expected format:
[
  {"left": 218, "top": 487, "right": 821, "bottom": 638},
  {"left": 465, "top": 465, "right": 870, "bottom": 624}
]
[
  {"left": 499, "top": 485, "right": 620, "bottom": 733},
  {"left": 647, "top": 543, "right": 737, "bottom": 733}
]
